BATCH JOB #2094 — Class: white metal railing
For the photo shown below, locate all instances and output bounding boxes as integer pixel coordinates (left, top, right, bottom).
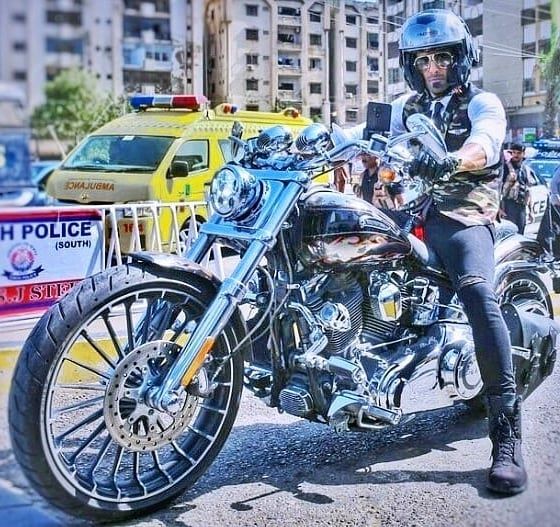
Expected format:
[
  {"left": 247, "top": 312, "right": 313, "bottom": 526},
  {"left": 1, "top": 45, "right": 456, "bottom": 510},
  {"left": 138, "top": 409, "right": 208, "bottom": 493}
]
[{"left": 0, "top": 201, "right": 225, "bottom": 327}]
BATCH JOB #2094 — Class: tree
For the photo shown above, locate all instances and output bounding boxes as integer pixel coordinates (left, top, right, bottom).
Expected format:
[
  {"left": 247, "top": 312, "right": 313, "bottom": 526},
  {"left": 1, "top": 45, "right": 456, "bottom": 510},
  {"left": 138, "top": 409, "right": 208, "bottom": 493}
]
[
  {"left": 31, "top": 69, "right": 129, "bottom": 147},
  {"left": 540, "top": 18, "right": 560, "bottom": 137}
]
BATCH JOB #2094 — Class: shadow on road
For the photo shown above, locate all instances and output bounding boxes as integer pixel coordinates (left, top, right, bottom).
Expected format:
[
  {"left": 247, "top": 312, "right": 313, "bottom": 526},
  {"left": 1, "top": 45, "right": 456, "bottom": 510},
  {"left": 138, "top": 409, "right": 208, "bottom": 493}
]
[{"left": 180, "top": 403, "right": 493, "bottom": 511}]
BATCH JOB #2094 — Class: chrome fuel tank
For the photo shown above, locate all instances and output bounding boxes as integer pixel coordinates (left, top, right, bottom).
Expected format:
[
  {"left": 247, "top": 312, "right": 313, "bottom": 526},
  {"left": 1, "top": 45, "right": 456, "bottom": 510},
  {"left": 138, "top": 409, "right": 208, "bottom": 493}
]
[{"left": 298, "top": 189, "right": 412, "bottom": 269}]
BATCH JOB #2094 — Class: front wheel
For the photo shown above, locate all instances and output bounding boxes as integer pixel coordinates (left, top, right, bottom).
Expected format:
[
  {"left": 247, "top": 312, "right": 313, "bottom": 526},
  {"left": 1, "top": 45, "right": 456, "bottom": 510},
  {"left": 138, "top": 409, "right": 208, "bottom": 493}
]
[{"left": 8, "top": 264, "right": 243, "bottom": 522}]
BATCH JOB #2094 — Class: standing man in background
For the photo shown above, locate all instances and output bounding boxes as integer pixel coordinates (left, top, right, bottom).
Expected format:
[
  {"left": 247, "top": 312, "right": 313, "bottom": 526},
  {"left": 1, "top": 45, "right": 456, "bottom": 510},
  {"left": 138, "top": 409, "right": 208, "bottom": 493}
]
[{"left": 500, "top": 143, "right": 534, "bottom": 234}]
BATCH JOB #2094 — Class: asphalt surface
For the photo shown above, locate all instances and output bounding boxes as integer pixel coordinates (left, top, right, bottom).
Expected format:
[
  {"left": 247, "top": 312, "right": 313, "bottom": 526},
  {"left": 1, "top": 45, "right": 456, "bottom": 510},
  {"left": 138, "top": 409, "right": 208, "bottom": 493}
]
[{"left": 0, "top": 337, "right": 559, "bottom": 527}]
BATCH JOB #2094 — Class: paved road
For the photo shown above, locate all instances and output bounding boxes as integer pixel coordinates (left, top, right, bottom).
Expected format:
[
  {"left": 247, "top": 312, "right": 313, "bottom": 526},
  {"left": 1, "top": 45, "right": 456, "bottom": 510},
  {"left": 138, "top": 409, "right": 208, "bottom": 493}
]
[
  {"left": 0, "top": 343, "right": 559, "bottom": 526},
  {"left": 0, "top": 284, "right": 559, "bottom": 526}
]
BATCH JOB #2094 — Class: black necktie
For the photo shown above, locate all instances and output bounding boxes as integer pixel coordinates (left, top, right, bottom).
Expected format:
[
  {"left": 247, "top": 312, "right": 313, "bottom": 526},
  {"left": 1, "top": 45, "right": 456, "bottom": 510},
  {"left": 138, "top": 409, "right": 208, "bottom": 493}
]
[{"left": 432, "top": 101, "right": 445, "bottom": 133}]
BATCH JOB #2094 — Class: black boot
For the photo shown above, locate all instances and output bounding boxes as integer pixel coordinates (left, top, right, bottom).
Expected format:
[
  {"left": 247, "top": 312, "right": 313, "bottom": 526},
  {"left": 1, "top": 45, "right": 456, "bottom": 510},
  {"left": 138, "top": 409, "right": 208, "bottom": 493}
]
[{"left": 486, "top": 395, "right": 527, "bottom": 495}]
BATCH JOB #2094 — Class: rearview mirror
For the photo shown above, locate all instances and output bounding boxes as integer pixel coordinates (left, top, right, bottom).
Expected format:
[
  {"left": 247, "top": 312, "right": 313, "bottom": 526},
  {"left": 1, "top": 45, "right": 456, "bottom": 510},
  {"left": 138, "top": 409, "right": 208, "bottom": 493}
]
[
  {"left": 168, "top": 160, "right": 189, "bottom": 179},
  {"left": 405, "top": 114, "right": 447, "bottom": 160}
]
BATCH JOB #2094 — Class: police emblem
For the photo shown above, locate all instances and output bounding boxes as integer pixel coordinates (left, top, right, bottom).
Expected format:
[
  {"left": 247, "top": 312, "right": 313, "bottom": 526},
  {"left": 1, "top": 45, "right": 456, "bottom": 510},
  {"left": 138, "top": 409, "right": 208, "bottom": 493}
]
[{"left": 3, "top": 243, "right": 44, "bottom": 281}]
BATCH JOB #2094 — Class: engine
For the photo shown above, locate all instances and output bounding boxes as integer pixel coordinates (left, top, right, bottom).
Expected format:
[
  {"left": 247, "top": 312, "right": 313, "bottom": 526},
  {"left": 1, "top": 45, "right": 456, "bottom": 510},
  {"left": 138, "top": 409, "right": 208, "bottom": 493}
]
[{"left": 276, "top": 270, "right": 483, "bottom": 428}]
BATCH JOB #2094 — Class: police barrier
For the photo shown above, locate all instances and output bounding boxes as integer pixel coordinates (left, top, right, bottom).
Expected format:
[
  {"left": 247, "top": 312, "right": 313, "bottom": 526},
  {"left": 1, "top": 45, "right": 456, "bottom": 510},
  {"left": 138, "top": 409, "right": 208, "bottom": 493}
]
[{"left": 0, "top": 202, "right": 223, "bottom": 324}]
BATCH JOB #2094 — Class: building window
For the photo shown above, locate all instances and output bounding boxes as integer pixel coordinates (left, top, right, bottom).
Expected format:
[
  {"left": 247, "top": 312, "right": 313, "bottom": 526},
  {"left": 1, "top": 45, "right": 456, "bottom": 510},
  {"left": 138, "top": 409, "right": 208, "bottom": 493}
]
[
  {"left": 46, "top": 10, "right": 82, "bottom": 25},
  {"left": 13, "top": 71, "right": 27, "bottom": 81},
  {"left": 310, "top": 107, "right": 322, "bottom": 120},
  {"left": 388, "top": 41, "right": 399, "bottom": 59},
  {"left": 246, "top": 4, "right": 258, "bottom": 16},
  {"left": 279, "top": 82, "right": 294, "bottom": 91},
  {"left": 246, "top": 79, "right": 259, "bottom": 91},
  {"left": 345, "top": 84, "right": 357, "bottom": 96},
  {"left": 246, "top": 29, "right": 259, "bottom": 41},
  {"left": 309, "top": 11, "right": 321, "bottom": 23},
  {"left": 367, "top": 57, "right": 379, "bottom": 72},
  {"left": 346, "top": 61, "right": 357, "bottom": 72},
  {"left": 346, "top": 109, "right": 358, "bottom": 122},
  {"left": 388, "top": 67, "right": 403, "bottom": 84},
  {"left": 310, "top": 34, "right": 322, "bottom": 46},
  {"left": 366, "top": 16, "right": 378, "bottom": 24},
  {"left": 523, "top": 78, "right": 535, "bottom": 93},
  {"left": 12, "top": 13, "right": 26, "bottom": 23},
  {"left": 346, "top": 37, "right": 357, "bottom": 49},
  {"left": 246, "top": 104, "right": 259, "bottom": 111},
  {"left": 46, "top": 37, "right": 84, "bottom": 54},
  {"left": 309, "top": 57, "right": 322, "bottom": 70},
  {"left": 13, "top": 42, "right": 27, "bottom": 52},
  {"left": 279, "top": 33, "right": 295, "bottom": 43},
  {"left": 278, "top": 6, "right": 300, "bottom": 16},
  {"left": 346, "top": 15, "right": 357, "bottom": 25},
  {"left": 309, "top": 83, "right": 322, "bottom": 94},
  {"left": 367, "top": 33, "right": 378, "bottom": 49},
  {"left": 466, "top": 15, "right": 482, "bottom": 37},
  {"left": 246, "top": 54, "right": 259, "bottom": 65},
  {"left": 367, "top": 80, "right": 378, "bottom": 94}
]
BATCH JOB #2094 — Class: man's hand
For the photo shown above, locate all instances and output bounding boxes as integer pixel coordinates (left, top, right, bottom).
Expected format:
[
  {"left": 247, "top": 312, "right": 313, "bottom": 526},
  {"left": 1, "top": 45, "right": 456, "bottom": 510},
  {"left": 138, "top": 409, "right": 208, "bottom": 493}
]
[{"left": 410, "top": 150, "right": 460, "bottom": 181}]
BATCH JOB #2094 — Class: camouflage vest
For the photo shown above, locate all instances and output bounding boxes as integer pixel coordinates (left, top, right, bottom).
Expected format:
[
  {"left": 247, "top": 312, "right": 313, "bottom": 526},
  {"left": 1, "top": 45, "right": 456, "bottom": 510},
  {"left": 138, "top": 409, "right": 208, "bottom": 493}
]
[{"left": 403, "top": 84, "right": 502, "bottom": 226}]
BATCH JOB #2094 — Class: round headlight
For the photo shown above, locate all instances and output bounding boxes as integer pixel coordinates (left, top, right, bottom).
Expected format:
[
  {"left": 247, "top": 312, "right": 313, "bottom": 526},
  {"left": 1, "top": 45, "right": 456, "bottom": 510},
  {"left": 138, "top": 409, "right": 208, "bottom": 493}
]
[{"left": 210, "top": 164, "right": 259, "bottom": 220}]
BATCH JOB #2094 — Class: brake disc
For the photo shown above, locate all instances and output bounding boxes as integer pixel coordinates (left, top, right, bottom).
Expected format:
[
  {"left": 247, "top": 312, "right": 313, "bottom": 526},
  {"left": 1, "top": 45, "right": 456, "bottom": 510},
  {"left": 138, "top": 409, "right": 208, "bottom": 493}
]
[{"left": 104, "top": 340, "right": 198, "bottom": 452}]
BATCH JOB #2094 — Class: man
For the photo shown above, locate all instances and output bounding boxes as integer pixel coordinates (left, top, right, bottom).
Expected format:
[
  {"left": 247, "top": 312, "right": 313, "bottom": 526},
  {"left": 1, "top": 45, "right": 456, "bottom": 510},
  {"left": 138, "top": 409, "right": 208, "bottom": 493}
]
[
  {"left": 348, "top": 9, "right": 526, "bottom": 495},
  {"left": 359, "top": 153, "right": 405, "bottom": 208},
  {"left": 500, "top": 143, "right": 534, "bottom": 234}
]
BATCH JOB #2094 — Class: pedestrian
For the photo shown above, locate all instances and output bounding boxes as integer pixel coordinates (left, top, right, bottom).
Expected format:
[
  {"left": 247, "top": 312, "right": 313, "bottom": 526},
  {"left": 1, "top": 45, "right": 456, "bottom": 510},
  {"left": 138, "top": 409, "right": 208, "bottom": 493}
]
[
  {"left": 500, "top": 142, "right": 534, "bottom": 234},
  {"left": 359, "top": 153, "right": 405, "bottom": 209},
  {"left": 347, "top": 8, "right": 526, "bottom": 495},
  {"left": 333, "top": 164, "right": 349, "bottom": 193}
]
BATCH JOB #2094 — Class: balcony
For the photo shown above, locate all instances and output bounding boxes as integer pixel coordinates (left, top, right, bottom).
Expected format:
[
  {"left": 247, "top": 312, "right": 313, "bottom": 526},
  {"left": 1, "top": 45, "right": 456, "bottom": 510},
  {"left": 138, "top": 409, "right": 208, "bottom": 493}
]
[
  {"left": 277, "top": 34, "right": 301, "bottom": 49},
  {"left": 277, "top": 15, "right": 301, "bottom": 26},
  {"left": 45, "top": 52, "right": 82, "bottom": 68}
]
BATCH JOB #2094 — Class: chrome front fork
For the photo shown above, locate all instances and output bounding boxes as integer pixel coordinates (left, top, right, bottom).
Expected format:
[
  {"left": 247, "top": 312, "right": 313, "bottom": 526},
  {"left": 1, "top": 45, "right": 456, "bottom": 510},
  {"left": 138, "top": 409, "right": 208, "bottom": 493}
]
[{"left": 148, "top": 181, "right": 304, "bottom": 411}]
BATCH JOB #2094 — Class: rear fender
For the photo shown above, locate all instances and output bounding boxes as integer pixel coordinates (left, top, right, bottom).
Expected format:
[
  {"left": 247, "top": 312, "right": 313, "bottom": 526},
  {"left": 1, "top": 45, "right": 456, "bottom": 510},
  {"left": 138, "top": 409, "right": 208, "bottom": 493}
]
[
  {"left": 129, "top": 251, "right": 252, "bottom": 360},
  {"left": 494, "top": 234, "right": 550, "bottom": 284}
]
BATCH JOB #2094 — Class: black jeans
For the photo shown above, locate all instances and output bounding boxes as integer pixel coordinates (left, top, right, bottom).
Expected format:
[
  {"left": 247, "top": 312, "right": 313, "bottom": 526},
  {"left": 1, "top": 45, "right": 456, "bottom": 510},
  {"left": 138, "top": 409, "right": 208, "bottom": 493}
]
[
  {"left": 502, "top": 198, "right": 526, "bottom": 235},
  {"left": 425, "top": 209, "right": 516, "bottom": 396}
]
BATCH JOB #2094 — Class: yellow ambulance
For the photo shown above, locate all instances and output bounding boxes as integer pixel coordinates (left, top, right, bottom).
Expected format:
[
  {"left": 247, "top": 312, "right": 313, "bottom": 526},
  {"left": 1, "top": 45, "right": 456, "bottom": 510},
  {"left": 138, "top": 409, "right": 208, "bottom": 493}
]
[{"left": 47, "top": 94, "right": 313, "bottom": 252}]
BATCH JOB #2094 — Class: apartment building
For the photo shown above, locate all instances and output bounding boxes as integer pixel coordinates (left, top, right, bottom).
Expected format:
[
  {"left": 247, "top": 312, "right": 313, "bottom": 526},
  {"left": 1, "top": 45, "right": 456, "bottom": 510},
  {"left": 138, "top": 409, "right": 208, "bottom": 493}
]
[
  {"left": 204, "top": 0, "right": 383, "bottom": 125},
  {"left": 0, "top": 0, "right": 204, "bottom": 110},
  {"left": 382, "top": 0, "right": 555, "bottom": 138}
]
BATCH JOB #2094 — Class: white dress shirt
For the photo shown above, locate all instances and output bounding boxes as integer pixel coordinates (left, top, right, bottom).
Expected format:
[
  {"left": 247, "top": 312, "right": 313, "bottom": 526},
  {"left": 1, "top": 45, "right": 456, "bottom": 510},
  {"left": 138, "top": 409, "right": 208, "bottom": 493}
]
[{"left": 346, "top": 89, "right": 507, "bottom": 168}]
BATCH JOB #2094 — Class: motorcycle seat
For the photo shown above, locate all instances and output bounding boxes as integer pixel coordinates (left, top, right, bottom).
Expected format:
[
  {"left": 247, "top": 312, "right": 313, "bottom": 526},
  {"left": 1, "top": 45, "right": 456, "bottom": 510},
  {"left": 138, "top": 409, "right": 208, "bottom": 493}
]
[{"left": 408, "top": 218, "right": 519, "bottom": 272}]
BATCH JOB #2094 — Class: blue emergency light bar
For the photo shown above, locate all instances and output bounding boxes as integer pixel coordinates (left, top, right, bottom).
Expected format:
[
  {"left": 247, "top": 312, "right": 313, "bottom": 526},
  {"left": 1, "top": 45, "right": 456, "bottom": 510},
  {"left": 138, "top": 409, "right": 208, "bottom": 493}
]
[{"left": 129, "top": 94, "right": 208, "bottom": 111}]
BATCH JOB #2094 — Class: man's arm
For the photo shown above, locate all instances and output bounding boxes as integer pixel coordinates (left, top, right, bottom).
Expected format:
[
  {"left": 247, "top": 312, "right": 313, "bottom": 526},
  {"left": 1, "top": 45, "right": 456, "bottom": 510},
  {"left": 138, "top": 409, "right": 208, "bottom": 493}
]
[{"left": 458, "top": 91, "right": 507, "bottom": 172}]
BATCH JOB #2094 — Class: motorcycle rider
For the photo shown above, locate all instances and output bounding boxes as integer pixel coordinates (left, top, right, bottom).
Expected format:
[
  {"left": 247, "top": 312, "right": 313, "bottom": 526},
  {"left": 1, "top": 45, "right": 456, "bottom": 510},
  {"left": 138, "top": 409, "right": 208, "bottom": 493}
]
[{"left": 348, "top": 9, "right": 526, "bottom": 495}]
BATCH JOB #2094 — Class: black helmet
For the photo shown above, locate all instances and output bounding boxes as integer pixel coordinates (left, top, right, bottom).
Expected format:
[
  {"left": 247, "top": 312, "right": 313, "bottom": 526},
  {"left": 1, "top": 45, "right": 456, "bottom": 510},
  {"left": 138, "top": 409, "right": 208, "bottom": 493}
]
[{"left": 399, "top": 9, "right": 479, "bottom": 94}]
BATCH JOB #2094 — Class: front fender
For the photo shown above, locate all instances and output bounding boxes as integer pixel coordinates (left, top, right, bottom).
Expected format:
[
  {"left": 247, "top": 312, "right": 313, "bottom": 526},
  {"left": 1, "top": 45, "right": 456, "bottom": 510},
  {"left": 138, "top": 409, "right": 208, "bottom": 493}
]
[{"left": 129, "top": 251, "right": 252, "bottom": 360}]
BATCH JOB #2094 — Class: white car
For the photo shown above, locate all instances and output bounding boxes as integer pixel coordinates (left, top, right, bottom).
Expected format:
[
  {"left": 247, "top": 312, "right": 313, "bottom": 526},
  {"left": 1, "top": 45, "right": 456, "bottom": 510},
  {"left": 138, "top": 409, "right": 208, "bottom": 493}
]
[{"left": 524, "top": 169, "right": 549, "bottom": 237}]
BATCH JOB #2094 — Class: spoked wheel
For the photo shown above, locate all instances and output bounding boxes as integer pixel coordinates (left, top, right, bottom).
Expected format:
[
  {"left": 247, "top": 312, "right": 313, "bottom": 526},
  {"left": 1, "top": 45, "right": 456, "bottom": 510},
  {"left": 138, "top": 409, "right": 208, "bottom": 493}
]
[
  {"left": 496, "top": 271, "right": 553, "bottom": 317},
  {"left": 9, "top": 265, "right": 243, "bottom": 522}
]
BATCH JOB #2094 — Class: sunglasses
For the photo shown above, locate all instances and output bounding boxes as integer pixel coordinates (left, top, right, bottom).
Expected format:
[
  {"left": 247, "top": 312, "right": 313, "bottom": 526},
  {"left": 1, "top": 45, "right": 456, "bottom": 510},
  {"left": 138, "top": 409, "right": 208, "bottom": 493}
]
[{"left": 413, "top": 51, "right": 455, "bottom": 71}]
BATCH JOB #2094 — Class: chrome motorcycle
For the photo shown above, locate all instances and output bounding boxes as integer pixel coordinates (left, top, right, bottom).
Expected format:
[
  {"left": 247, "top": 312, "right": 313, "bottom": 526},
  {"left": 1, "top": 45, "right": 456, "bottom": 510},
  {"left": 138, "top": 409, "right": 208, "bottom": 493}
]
[{"left": 9, "top": 114, "right": 559, "bottom": 521}]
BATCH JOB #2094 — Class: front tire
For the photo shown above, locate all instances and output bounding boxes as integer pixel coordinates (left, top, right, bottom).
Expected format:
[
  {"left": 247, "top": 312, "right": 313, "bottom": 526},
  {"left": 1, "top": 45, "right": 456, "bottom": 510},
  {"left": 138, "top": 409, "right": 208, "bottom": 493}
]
[{"left": 9, "top": 264, "right": 243, "bottom": 522}]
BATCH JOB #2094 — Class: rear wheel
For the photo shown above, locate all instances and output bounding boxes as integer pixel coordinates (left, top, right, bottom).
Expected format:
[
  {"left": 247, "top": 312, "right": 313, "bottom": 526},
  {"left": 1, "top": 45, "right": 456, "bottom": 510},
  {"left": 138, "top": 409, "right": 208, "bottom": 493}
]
[
  {"left": 9, "top": 264, "right": 243, "bottom": 522},
  {"left": 465, "top": 270, "right": 553, "bottom": 413}
]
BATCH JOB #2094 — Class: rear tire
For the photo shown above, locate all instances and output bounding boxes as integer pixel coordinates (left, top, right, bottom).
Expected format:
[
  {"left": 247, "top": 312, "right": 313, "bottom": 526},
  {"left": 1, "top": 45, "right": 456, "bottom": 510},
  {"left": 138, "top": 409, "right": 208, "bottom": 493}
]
[
  {"left": 9, "top": 264, "right": 243, "bottom": 522},
  {"left": 464, "top": 270, "right": 553, "bottom": 412}
]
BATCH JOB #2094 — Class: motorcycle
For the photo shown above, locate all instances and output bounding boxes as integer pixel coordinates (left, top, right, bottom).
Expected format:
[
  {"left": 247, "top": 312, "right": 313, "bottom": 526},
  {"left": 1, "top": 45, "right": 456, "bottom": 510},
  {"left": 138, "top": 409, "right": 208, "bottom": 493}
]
[{"left": 8, "top": 111, "right": 559, "bottom": 521}]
